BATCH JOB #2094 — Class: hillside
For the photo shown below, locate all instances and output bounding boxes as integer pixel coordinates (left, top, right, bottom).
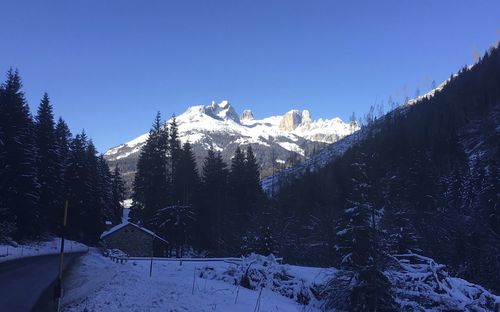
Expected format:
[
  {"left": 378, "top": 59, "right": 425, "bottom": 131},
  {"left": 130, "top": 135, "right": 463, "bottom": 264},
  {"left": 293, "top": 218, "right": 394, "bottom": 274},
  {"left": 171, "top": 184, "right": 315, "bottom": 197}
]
[
  {"left": 268, "top": 43, "right": 500, "bottom": 301},
  {"left": 262, "top": 75, "right": 451, "bottom": 195}
]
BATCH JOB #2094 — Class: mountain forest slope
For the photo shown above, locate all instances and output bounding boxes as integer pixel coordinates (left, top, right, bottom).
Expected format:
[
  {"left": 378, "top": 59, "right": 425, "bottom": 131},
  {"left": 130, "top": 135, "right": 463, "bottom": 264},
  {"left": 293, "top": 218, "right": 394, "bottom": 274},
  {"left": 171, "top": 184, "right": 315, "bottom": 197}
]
[{"left": 268, "top": 44, "right": 500, "bottom": 297}]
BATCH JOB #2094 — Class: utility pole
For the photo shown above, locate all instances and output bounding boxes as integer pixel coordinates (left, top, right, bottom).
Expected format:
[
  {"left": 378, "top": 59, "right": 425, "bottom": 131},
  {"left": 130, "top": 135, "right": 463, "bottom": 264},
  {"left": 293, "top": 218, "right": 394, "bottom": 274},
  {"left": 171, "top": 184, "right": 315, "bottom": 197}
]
[{"left": 55, "top": 200, "right": 68, "bottom": 312}]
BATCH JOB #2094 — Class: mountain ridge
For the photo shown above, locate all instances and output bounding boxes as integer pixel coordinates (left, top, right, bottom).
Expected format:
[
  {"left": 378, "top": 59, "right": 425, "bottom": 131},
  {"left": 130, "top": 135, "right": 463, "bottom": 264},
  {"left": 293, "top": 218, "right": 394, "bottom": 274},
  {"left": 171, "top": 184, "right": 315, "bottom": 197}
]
[{"left": 104, "top": 101, "right": 358, "bottom": 190}]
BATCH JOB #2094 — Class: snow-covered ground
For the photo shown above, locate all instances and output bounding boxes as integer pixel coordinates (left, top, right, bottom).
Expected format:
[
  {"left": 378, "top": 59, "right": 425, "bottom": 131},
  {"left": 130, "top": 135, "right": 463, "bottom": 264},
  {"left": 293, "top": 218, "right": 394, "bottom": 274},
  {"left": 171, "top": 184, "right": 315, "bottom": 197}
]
[
  {"left": 62, "top": 250, "right": 329, "bottom": 312},
  {"left": 0, "top": 238, "right": 88, "bottom": 263},
  {"left": 61, "top": 250, "right": 500, "bottom": 312}
]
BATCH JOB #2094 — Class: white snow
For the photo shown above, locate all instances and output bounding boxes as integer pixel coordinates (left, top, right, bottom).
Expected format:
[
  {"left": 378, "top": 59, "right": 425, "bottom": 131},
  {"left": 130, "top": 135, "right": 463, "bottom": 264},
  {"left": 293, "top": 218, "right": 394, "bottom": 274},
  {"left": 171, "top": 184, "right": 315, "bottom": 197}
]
[
  {"left": 62, "top": 250, "right": 323, "bottom": 312},
  {"left": 114, "top": 146, "right": 141, "bottom": 160},
  {"left": 0, "top": 238, "right": 88, "bottom": 263},
  {"left": 277, "top": 142, "right": 304, "bottom": 156},
  {"left": 389, "top": 253, "right": 500, "bottom": 311},
  {"left": 60, "top": 250, "right": 500, "bottom": 311},
  {"left": 121, "top": 199, "right": 133, "bottom": 209}
]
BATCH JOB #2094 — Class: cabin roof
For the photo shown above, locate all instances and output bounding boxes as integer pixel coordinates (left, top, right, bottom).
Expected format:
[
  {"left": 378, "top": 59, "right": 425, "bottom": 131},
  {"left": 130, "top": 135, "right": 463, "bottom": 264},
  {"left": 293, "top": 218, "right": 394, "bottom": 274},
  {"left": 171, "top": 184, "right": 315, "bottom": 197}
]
[{"left": 100, "top": 222, "right": 168, "bottom": 244}]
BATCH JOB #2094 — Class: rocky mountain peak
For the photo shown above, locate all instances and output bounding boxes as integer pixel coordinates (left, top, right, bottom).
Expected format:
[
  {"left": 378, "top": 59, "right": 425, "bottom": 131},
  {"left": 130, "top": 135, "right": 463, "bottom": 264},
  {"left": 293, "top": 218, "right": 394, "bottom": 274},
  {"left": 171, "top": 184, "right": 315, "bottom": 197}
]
[
  {"left": 301, "top": 110, "right": 312, "bottom": 125},
  {"left": 240, "top": 109, "right": 254, "bottom": 121},
  {"left": 205, "top": 100, "right": 240, "bottom": 123},
  {"left": 279, "top": 110, "right": 304, "bottom": 131}
]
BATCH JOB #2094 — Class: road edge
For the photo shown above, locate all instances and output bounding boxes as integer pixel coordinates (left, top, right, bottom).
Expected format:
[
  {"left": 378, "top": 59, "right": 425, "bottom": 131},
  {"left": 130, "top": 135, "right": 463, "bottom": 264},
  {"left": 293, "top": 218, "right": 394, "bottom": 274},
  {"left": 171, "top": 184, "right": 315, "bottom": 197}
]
[{"left": 31, "top": 251, "right": 87, "bottom": 312}]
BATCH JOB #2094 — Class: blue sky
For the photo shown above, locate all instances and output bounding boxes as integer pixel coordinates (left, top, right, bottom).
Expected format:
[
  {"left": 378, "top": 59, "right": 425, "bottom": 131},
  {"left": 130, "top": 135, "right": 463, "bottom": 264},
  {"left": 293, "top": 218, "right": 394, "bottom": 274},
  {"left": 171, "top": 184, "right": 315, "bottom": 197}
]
[{"left": 1, "top": 1, "right": 499, "bottom": 152}]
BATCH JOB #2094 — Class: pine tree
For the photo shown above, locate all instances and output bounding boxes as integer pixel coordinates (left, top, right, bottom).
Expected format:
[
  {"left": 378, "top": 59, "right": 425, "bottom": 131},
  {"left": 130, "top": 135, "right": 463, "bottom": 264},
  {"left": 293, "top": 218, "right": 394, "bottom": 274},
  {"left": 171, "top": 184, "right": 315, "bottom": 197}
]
[
  {"left": 54, "top": 118, "right": 72, "bottom": 211},
  {"left": 469, "top": 154, "right": 500, "bottom": 288},
  {"left": 480, "top": 156, "right": 500, "bottom": 241},
  {"left": 169, "top": 116, "right": 186, "bottom": 204},
  {"left": 241, "top": 212, "right": 278, "bottom": 256},
  {"left": 227, "top": 146, "right": 250, "bottom": 251},
  {"left": 34, "top": 93, "right": 60, "bottom": 233},
  {"left": 97, "top": 155, "right": 114, "bottom": 226},
  {"left": 168, "top": 115, "right": 182, "bottom": 182},
  {"left": 111, "top": 166, "right": 126, "bottom": 225},
  {"left": 0, "top": 69, "right": 117, "bottom": 244},
  {"left": 383, "top": 173, "right": 418, "bottom": 254},
  {"left": 65, "top": 132, "right": 88, "bottom": 241},
  {"left": 199, "top": 148, "right": 228, "bottom": 254},
  {"left": 0, "top": 75, "right": 11, "bottom": 239},
  {"left": 174, "top": 142, "right": 199, "bottom": 205},
  {"left": 156, "top": 204, "right": 195, "bottom": 257},
  {"left": 238, "top": 146, "right": 266, "bottom": 254},
  {"left": 405, "top": 150, "right": 439, "bottom": 250},
  {"left": 0, "top": 95, "right": 7, "bottom": 239},
  {"left": 82, "top": 140, "right": 105, "bottom": 243},
  {"left": 64, "top": 132, "right": 107, "bottom": 243},
  {"left": 131, "top": 112, "right": 169, "bottom": 228},
  {"left": 244, "top": 145, "right": 262, "bottom": 205},
  {"left": 229, "top": 147, "right": 246, "bottom": 207},
  {"left": 55, "top": 118, "right": 72, "bottom": 168},
  {"left": 328, "top": 158, "right": 395, "bottom": 311},
  {"left": 0, "top": 69, "right": 40, "bottom": 239},
  {"left": 52, "top": 117, "right": 72, "bottom": 233},
  {"left": 336, "top": 162, "right": 375, "bottom": 270}
]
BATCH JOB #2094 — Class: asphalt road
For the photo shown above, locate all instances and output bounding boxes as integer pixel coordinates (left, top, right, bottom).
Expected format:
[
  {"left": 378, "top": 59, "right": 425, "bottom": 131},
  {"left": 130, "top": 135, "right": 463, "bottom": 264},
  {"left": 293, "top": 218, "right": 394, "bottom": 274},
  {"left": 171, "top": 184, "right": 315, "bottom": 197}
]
[{"left": 0, "top": 252, "right": 84, "bottom": 312}]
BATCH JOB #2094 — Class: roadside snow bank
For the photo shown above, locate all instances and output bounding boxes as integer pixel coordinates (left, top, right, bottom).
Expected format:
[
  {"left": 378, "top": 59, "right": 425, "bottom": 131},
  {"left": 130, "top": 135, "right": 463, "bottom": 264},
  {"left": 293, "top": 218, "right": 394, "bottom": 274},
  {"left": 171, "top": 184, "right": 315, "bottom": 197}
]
[
  {"left": 0, "top": 238, "right": 88, "bottom": 263},
  {"left": 199, "top": 254, "right": 332, "bottom": 308},
  {"left": 63, "top": 250, "right": 313, "bottom": 312}
]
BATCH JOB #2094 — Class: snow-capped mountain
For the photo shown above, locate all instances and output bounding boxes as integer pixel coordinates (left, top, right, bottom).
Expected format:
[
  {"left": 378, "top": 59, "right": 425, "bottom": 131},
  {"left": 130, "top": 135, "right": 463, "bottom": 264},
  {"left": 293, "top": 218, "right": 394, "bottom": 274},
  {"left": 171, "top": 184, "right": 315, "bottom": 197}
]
[{"left": 104, "top": 100, "right": 357, "bottom": 189}]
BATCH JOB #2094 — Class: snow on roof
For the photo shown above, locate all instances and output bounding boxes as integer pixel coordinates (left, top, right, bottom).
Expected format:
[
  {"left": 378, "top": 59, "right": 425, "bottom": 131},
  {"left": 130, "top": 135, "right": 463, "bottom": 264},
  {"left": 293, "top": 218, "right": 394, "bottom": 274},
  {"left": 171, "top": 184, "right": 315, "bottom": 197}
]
[{"left": 100, "top": 222, "right": 168, "bottom": 244}]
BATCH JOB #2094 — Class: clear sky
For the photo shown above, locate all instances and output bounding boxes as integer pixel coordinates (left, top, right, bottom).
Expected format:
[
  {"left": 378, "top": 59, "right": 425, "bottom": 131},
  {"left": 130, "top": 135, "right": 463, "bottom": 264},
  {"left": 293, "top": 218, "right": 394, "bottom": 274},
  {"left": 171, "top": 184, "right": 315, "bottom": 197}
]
[{"left": 1, "top": 1, "right": 499, "bottom": 152}]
